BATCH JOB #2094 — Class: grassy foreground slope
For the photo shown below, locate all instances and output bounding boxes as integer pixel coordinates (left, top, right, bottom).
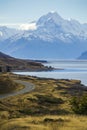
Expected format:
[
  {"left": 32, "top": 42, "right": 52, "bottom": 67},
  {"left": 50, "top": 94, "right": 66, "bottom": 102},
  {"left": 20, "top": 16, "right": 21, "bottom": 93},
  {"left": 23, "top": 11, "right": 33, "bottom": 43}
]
[
  {"left": 0, "top": 73, "right": 87, "bottom": 130},
  {"left": 0, "top": 75, "right": 24, "bottom": 94}
]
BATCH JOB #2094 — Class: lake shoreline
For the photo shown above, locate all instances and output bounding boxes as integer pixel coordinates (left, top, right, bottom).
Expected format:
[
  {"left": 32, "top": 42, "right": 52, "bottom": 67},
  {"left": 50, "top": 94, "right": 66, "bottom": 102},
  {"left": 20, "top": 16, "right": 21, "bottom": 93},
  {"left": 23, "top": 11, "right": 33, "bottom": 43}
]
[{"left": 13, "top": 60, "right": 87, "bottom": 86}]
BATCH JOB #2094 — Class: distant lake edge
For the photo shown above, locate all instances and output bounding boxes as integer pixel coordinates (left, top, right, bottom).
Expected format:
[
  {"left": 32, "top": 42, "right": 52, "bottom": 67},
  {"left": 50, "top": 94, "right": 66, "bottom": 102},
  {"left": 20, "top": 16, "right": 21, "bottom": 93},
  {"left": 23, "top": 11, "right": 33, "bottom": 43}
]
[{"left": 13, "top": 60, "right": 87, "bottom": 86}]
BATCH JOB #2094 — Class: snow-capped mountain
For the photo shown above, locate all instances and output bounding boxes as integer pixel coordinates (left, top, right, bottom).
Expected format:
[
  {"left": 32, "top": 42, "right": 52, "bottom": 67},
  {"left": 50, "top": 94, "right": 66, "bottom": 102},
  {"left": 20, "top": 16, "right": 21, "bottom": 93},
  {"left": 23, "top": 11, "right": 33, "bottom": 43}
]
[
  {"left": 0, "top": 26, "right": 21, "bottom": 41},
  {"left": 37, "top": 12, "right": 87, "bottom": 37},
  {"left": 0, "top": 12, "right": 87, "bottom": 59},
  {"left": 21, "top": 12, "right": 87, "bottom": 42}
]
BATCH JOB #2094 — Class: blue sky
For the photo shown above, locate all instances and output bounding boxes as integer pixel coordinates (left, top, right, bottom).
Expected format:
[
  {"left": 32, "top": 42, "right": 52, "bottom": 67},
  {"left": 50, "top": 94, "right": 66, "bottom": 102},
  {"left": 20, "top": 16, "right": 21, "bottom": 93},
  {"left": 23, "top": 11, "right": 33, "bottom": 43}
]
[{"left": 0, "top": 0, "right": 87, "bottom": 26}]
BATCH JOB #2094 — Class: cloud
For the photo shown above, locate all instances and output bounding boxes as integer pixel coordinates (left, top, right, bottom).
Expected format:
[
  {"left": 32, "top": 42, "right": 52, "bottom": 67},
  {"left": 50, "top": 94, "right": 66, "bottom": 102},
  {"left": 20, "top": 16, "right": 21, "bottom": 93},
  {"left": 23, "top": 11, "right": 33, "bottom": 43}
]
[
  {"left": 0, "top": 23, "right": 37, "bottom": 30},
  {"left": 19, "top": 23, "right": 37, "bottom": 30}
]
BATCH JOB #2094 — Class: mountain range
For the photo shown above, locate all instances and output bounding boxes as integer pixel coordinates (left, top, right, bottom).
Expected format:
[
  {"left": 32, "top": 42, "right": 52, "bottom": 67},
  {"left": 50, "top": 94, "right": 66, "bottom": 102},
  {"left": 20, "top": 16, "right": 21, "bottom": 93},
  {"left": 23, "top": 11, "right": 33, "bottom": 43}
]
[{"left": 0, "top": 12, "right": 87, "bottom": 59}]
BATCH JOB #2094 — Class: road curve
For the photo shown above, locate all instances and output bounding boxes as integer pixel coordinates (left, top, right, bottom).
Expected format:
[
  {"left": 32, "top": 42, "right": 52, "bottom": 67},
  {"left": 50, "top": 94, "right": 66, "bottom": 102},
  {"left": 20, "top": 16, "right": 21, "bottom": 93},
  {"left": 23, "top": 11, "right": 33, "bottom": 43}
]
[{"left": 0, "top": 80, "right": 35, "bottom": 99}]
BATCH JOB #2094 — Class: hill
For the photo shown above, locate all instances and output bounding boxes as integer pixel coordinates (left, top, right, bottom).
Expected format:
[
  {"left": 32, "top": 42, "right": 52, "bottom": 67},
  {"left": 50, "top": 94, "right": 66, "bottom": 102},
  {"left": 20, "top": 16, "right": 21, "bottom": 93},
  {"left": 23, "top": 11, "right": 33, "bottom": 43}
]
[
  {"left": 0, "top": 52, "right": 51, "bottom": 72},
  {"left": 78, "top": 51, "right": 87, "bottom": 59},
  {"left": 0, "top": 75, "right": 24, "bottom": 94}
]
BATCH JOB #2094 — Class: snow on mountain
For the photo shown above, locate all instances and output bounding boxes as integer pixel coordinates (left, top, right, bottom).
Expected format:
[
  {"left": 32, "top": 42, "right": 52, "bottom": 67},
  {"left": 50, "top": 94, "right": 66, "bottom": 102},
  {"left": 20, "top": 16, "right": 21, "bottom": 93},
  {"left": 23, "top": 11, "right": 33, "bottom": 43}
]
[
  {"left": 0, "top": 12, "right": 87, "bottom": 59},
  {"left": 0, "top": 26, "right": 21, "bottom": 41},
  {"left": 37, "top": 12, "right": 64, "bottom": 27},
  {"left": 37, "top": 12, "right": 87, "bottom": 37},
  {"left": 20, "top": 12, "right": 87, "bottom": 42},
  {"left": 2, "top": 12, "right": 87, "bottom": 42}
]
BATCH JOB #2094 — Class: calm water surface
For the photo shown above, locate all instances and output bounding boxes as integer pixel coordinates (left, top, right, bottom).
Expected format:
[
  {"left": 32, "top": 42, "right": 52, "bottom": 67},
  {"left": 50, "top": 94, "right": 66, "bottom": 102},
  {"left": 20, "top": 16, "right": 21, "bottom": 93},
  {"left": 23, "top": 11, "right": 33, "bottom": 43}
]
[{"left": 14, "top": 60, "right": 87, "bottom": 86}]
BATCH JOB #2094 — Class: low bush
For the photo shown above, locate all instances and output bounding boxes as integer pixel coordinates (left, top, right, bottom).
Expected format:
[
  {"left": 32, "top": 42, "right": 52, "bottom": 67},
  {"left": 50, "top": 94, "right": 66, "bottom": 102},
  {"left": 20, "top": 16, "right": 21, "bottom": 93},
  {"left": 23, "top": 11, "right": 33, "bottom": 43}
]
[
  {"left": 70, "top": 94, "right": 87, "bottom": 115},
  {"left": 35, "top": 94, "right": 64, "bottom": 104}
]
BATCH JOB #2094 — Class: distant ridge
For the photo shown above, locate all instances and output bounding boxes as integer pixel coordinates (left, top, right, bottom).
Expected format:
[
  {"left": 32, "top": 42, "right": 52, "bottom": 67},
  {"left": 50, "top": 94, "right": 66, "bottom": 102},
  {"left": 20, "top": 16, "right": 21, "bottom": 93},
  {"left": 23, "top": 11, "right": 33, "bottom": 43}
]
[
  {"left": 78, "top": 51, "right": 87, "bottom": 59},
  {"left": 0, "top": 51, "right": 13, "bottom": 59}
]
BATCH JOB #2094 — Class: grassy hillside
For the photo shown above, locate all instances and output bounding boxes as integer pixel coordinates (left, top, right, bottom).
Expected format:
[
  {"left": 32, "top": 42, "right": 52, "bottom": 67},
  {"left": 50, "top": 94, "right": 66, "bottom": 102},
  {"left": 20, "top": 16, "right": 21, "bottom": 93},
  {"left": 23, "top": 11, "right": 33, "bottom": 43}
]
[
  {"left": 0, "top": 73, "right": 87, "bottom": 130},
  {"left": 0, "top": 75, "right": 24, "bottom": 94}
]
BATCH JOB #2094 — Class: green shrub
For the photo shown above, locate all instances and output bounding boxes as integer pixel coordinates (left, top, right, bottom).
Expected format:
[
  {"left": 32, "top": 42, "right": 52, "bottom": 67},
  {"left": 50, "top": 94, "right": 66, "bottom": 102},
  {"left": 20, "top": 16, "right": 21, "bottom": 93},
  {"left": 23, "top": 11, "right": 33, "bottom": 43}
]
[
  {"left": 70, "top": 94, "right": 87, "bottom": 115},
  {"left": 35, "top": 94, "right": 64, "bottom": 104}
]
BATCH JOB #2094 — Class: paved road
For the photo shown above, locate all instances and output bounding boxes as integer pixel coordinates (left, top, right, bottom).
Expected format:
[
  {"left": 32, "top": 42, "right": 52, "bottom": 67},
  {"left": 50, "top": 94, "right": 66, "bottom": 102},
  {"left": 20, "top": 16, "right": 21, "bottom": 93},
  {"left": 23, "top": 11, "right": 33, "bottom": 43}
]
[{"left": 0, "top": 80, "right": 35, "bottom": 99}]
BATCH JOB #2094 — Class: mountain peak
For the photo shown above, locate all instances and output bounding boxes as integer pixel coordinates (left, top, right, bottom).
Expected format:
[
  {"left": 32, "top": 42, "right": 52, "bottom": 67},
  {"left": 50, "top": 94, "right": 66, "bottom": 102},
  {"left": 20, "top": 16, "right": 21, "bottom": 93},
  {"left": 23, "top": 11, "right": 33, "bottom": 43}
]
[
  {"left": 46, "top": 11, "right": 62, "bottom": 19},
  {"left": 37, "top": 11, "right": 63, "bottom": 26},
  {"left": 47, "top": 11, "right": 59, "bottom": 16}
]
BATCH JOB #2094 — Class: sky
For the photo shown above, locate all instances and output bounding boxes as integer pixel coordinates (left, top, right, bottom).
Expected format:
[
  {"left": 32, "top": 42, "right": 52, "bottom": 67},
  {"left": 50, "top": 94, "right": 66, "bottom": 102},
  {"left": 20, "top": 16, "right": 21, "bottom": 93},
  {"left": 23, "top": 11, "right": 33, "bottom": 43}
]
[{"left": 0, "top": 0, "right": 87, "bottom": 28}]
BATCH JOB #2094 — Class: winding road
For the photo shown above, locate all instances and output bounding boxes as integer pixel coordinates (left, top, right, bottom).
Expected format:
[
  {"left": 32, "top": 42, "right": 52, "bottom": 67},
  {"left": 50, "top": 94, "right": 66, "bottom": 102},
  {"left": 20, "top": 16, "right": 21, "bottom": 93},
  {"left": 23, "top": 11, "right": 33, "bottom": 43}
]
[{"left": 0, "top": 80, "right": 35, "bottom": 99}]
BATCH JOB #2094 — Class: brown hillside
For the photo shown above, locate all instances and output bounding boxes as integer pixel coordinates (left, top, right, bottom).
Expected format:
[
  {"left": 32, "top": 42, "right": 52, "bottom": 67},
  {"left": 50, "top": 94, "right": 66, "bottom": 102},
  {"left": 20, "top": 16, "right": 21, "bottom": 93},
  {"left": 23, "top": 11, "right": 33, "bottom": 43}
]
[{"left": 0, "top": 52, "right": 51, "bottom": 71}]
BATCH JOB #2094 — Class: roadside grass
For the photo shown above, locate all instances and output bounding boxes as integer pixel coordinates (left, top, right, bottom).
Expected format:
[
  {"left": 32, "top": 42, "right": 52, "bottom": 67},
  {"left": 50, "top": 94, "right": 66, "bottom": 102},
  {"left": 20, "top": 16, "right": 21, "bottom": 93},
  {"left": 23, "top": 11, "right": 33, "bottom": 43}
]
[{"left": 0, "top": 75, "right": 24, "bottom": 94}]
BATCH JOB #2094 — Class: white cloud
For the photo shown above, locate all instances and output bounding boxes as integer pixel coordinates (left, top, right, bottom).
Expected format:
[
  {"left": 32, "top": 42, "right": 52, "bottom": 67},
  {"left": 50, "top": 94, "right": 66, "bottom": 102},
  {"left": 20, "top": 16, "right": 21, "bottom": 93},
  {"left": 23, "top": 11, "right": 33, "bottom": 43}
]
[
  {"left": 19, "top": 23, "right": 37, "bottom": 30},
  {"left": 0, "top": 23, "right": 37, "bottom": 30}
]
